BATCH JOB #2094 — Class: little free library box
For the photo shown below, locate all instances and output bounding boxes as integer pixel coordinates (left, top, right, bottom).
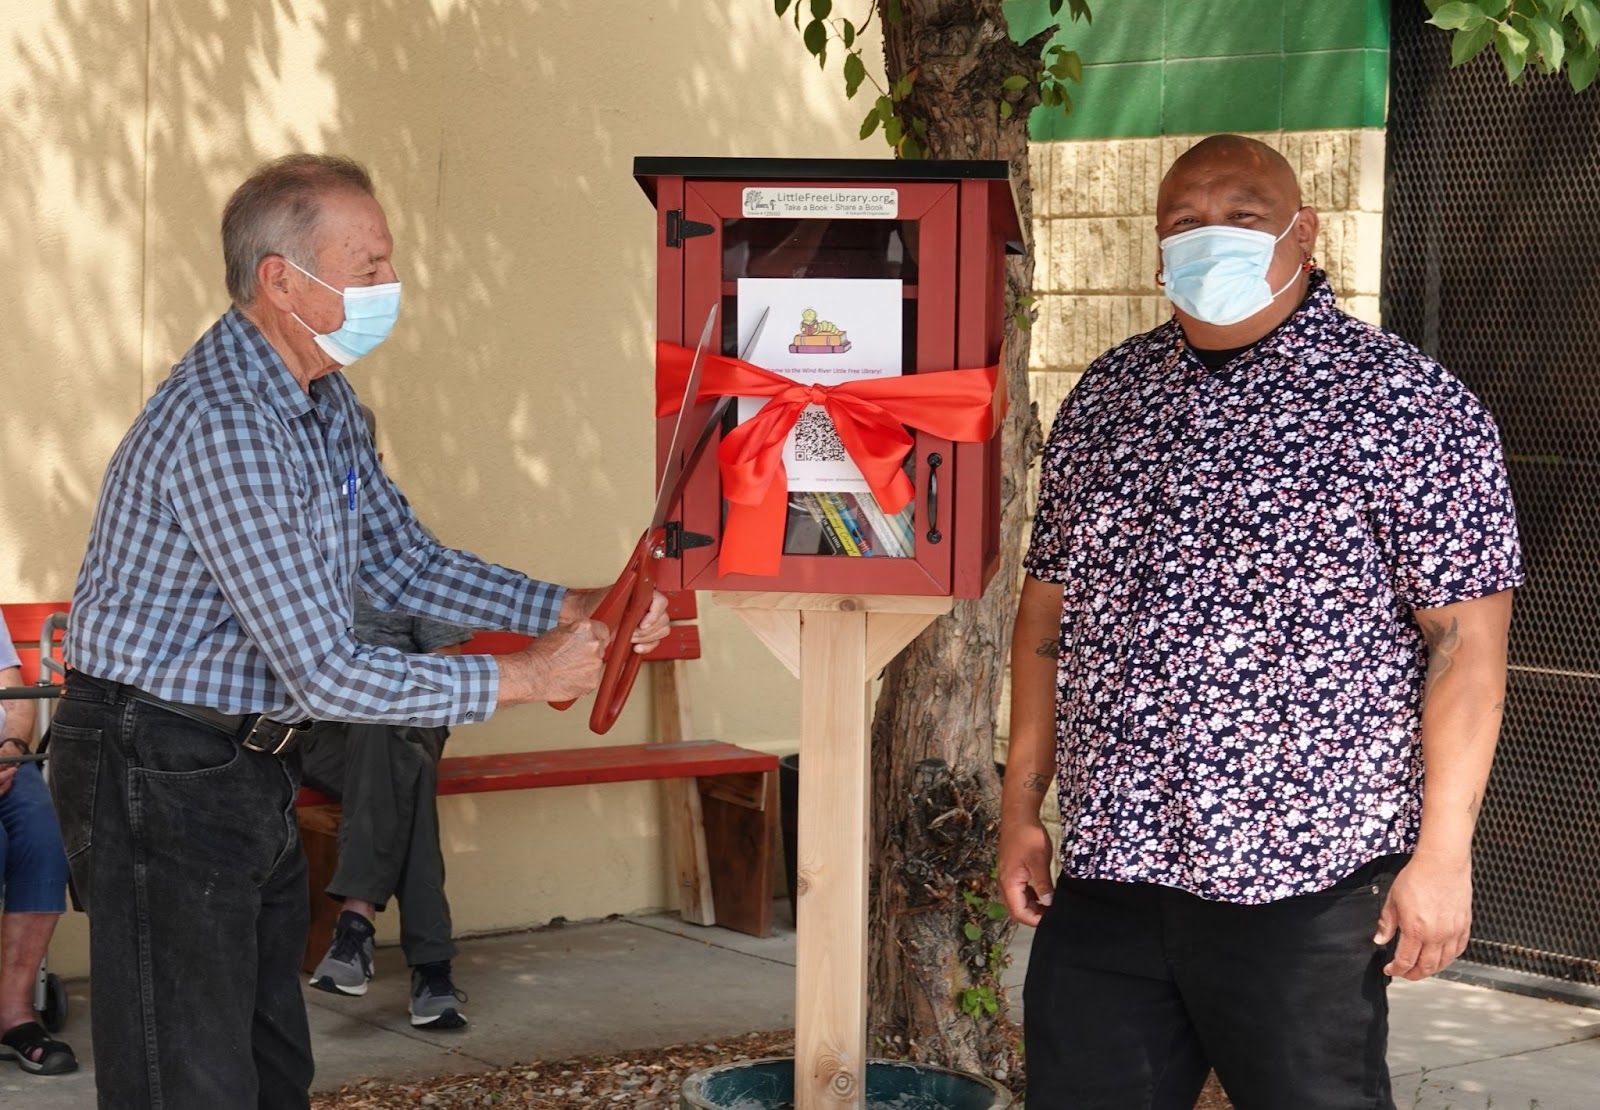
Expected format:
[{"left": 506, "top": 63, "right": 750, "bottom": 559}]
[{"left": 634, "top": 157, "right": 1023, "bottom": 600}]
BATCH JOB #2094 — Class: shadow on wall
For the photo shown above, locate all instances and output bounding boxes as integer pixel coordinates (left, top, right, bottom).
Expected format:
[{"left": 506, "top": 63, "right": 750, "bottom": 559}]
[{"left": 0, "top": 0, "right": 870, "bottom": 599}]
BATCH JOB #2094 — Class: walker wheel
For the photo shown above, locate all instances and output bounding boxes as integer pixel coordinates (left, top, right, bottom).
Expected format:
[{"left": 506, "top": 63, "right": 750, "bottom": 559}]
[{"left": 40, "top": 972, "right": 68, "bottom": 1033}]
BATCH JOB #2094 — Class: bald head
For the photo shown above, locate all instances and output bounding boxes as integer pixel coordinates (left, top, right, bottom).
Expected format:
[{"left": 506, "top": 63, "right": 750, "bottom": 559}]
[{"left": 1153, "top": 133, "right": 1320, "bottom": 344}]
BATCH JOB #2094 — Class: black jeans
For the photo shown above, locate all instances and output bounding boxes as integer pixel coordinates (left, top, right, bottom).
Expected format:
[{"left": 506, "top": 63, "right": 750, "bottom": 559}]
[
  {"left": 49, "top": 673, "right": 313, "bottom": 1109},
  {"left": 299, "top": 720, "right": 454, "bottom": 966},
  {"left": 1023, "top": 858, "right": 1405, "bottom": 1110}
]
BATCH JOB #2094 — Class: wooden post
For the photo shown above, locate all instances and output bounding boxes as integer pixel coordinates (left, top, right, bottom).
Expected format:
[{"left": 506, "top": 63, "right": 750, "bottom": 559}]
[
  {"left": 651, "top": 659, "right": 717, "bottom": 926},
  {"left": 720, "top": 592, "right": 952, "bottom": 1110}
]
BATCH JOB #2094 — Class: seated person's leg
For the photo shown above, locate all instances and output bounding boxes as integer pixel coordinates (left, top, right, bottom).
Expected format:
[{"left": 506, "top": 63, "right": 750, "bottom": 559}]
[
  {"left": 391, "top": 725, "right": 464, "bottom": 1031},
  {"left": 0, "top": 763, "right": 78, "bottom": 1075}
]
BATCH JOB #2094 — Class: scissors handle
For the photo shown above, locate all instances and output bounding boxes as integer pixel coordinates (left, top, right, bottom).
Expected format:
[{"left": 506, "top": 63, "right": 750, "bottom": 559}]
[{"left": 547, "top": 530, "right": 660, "bottom": 735}]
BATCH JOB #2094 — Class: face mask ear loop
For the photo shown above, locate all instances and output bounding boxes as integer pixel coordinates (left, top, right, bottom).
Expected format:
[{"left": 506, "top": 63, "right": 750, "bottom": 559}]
[
  {"left": 1265, "top": 209, "right": 1306, "bottom": 300},
  {"left": 284, "top": 257, "right": 340, "bottom": 295}
]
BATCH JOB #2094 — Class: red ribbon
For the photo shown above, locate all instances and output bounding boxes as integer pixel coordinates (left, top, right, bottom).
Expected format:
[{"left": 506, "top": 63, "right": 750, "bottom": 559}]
[{"left": 657, "top": 342, "right": 1005, "bottom": 576}]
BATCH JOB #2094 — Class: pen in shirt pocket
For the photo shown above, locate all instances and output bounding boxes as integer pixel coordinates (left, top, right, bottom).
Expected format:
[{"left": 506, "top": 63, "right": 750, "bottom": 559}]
[{"left": 345, "top": 466, "right": 358, "bottom": 511}]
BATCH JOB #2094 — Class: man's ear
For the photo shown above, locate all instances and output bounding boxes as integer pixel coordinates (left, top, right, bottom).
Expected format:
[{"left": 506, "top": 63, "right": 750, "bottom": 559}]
[
  {"left": 1294, "top": 206, "right": 1321, "bottom": 258},
  {"left": 255, "top": 255, "right": 295, "bottom": 312}
]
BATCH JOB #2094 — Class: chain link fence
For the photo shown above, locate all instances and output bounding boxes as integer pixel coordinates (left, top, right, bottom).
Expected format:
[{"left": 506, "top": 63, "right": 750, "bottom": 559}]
[{"left": 1384, "top": 2, "right": 1600, "bottom": 987}]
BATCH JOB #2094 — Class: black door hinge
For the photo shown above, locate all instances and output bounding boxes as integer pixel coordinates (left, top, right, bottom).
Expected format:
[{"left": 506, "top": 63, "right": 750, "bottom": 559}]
[
  {"left": 665, "top": 209, "right": 714, "bottom": 248},
  {"left": 663, "top": 522, "right": 714, "bottom": 558}
]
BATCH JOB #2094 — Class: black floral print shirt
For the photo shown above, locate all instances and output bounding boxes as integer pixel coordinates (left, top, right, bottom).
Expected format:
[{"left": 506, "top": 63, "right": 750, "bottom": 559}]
[{"left": 1025, "top": 273, "right": 1524, "bottom": 904}]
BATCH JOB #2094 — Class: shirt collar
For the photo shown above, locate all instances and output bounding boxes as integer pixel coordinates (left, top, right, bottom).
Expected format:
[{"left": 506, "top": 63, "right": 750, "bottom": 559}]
[{"left": 221, "top": 306, "right": 316, "bottom": 420}]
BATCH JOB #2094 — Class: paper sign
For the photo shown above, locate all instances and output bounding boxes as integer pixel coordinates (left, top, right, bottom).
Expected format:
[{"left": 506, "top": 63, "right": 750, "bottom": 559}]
[
  {"left": 736, "top": 278, "right": 903, "bottom": 492},
  {"left": 741, "top": 187, "right": 899, "bottom": 220}
]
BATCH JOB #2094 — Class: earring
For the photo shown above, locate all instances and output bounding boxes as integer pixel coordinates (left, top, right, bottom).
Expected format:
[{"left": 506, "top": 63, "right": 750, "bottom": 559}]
[
  {"left": 1154, "top": 269, "right": 1165, "bottom": 287},
  {"left": 1302, "top": 255, "right": 1318, "bottom": 273}
]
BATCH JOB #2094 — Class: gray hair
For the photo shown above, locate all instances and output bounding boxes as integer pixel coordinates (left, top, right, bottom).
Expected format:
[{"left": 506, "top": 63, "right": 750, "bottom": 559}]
[{"left": 221, "top": 154, "right": 375, "bottom": 306}]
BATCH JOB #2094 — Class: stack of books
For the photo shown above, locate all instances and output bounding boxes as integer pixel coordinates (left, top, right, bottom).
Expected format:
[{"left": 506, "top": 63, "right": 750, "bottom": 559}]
[{"left": 783, "top": 491, "right": 916, "bottom": 557}]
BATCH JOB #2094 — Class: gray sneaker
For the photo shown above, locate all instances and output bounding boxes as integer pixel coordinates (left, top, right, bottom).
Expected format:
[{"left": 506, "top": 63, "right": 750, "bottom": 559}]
[
  {"left": 409, "top": 961, "right": 467, "bottom": 1030},
  {"left": 309, "top": 911, "right": 375, "bottom": 996}
]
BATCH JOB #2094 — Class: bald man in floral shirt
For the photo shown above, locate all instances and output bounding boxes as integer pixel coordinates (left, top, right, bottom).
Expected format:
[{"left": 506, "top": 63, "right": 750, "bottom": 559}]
[{"left": 1000, "top": 135, "right": 1521, "bottom": 1108}]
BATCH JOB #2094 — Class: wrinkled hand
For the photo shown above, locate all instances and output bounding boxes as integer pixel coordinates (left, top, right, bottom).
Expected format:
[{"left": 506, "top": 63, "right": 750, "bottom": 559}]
[
  {"left": 1374, "top": 852, "right": 1472, "bottom": 981},
  {"left": 0, "top": 763, "right": 15, "bottom": 797},
  {"left": 998, "top": 818, "right": 1056, "bottom": 927},
  {"left": 524, "top": 619, "right": 611, "bottom": 702},
  {"left": 629, "top": 591, "right": 671, "bottom": 655}
]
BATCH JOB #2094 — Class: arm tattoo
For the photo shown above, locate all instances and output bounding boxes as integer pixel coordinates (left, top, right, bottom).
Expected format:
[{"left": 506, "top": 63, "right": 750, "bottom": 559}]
[
  {"left": 1022, "top": 772, "right": 1050, "bottom": 793},
  {"left": 1035, "top": 637, "right": 1062, "bottom": 660},
  {"left": 1420, "top": 615, "right": 1461, "bottom": 695}
]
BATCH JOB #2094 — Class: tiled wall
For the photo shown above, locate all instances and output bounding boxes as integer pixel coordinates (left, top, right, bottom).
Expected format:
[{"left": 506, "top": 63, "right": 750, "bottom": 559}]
[{"left": 1006, "top": 0, "right": 1390, "bottom": 139}]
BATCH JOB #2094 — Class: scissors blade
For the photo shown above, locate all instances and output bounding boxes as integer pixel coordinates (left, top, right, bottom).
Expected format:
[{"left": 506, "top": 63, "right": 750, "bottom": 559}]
[
  {"left": 646, "top": 305, "right": 717, "bottom": 531},
  {"left": 676, "top": 305, "right": 770, "bottom": 478}
]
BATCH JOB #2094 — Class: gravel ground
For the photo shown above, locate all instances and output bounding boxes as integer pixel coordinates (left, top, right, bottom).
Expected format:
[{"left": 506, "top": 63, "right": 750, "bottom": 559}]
[{"left": 313, "top": 1028, "right": 1233, "bottom": 1108}]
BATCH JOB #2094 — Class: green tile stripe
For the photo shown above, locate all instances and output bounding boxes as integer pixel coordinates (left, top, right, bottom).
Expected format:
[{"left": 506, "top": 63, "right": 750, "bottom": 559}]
[{"left": 1005, "top": 0, "right": 1390, "bottom": 140}]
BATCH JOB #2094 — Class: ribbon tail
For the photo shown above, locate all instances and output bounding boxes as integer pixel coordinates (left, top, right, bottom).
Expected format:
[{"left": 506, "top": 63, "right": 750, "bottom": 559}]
[{"left": 718, "top": 479, "right": 790, "bottom": 577}]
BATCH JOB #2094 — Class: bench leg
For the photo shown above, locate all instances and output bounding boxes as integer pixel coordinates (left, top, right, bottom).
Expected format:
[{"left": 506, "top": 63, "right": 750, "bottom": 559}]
[
  {"left": 653, "top": 659, "right": 717, "bottom": 926},
  {"left": 297, "top": 805, "right": 344, "bottom": 975},
  {"left": 700, "top": 770, "right": 777, "bottom": 938}
]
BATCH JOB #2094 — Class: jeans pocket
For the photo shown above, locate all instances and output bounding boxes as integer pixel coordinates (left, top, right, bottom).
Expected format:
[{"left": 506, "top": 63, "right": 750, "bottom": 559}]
[
  {"left": 129, "top": 707, "right": 242, "bottom": 778},
  {"left": 44, "top": 724, "right": 99, "bottom": 859}
]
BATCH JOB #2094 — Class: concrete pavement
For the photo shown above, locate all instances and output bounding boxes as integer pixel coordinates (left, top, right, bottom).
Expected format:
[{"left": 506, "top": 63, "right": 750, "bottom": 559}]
[{"left": 8, "top": 907, "right": 1599, "bottom": 1107}]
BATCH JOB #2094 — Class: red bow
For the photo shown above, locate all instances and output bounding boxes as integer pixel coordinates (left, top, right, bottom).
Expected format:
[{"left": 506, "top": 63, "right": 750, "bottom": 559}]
[{"left": 657, "top": 343, "right": 1005, "bottom": 576}]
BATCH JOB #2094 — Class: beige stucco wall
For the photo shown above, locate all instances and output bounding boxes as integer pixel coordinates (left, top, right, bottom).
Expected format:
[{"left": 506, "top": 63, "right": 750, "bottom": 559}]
[{"left": 1, "top": 0, "right": 886, "bottom": 978}]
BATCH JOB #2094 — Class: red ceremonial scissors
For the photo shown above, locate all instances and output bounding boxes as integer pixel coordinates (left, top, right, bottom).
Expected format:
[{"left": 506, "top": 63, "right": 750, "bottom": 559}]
[{"left": 552, "top": 303, "right": 769, "bottom": 733}]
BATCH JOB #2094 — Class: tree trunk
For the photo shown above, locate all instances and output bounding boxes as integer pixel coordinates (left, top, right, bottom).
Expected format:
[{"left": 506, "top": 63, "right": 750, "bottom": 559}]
[{"left": 867, "top": 0, "right": 1049, "bottom": 1078}]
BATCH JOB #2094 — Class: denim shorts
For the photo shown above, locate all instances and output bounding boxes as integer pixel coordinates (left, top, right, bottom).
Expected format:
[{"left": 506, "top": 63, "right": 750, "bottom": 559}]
[{"left": 0, "top": 761, "right": 71, "bottom": 913}]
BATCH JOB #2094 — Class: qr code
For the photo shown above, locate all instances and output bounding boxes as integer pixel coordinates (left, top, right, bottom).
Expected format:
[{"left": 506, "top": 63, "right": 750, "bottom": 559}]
[{"left": 792, "top": 408, "right": 847, "bottom": 462}]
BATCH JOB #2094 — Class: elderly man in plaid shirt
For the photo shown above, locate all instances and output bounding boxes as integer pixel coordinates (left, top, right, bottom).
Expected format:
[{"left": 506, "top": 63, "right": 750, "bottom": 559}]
[{"left": 51, "top": 154, "right": 670, "bottom": 1109}]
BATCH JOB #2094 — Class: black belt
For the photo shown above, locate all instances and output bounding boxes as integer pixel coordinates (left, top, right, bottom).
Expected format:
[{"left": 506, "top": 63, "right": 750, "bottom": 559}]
[{"left": 66, "top": 672, "right": 310, "bottom": 757}]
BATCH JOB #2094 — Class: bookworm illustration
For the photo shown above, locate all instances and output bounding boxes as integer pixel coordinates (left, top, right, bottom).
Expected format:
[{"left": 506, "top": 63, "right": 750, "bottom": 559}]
[{"left": 789, "top": 307, "right": 852, "bottom": 354}]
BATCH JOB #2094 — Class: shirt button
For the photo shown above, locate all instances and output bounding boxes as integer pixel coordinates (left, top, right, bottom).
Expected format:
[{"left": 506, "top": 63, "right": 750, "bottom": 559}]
[
  {"left": 465, "top": 711, "right": 477, "bottom": 721},
  {"left": 408, "top": 716, "right": 419, "bottom": 724}
]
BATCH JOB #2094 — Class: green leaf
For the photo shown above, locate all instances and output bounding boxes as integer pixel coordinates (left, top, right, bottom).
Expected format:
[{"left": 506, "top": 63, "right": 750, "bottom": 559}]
[
  {"left": 844, "top": 51, "right": 867, "bottom": 98},
  {"left": 999, "top": 99, "right": 1014, "bottom": 119},
  {"left": 985, "top": 899, "right": 1009, "bottom": 920},
  {"left": 1001, "top": 74, "right": 1030, "bottom": 92},
  {"left": 1532, "top": 15, "right": 1566, "bottom": 70},
  {"left": 774, "top": 0, "right": 791, "bottom": 16},
  {"left": 1427, "top": 1, "right": 1486, "bottom": 30},
  {"left": 859, "top": 105, "right": 882, "bottom": 140},
  {"left": 1496, "top": 20, "right": 1531, "bottom": 80},
  {"left": 963, "top": 922, "right": 982, "bottom": 941},
  {"left": 810, "top": 0, "right": 832, "bottom": 19},
  {"left": 884, "top": 115, "right": 904, "bottom": 145},
  {"left": 899, "top": 134, "right": 924, "bottom": 160},
  {"left": 892, "top": 74, "right": 915, "bottom": 101},
  {"left": 803, "top": 18, "right": 826, "bottom": 57},
  {"left": 1451, "top": 18, "right": 1497, "bottom": 65},
  {"left": 1069, "top": 0, "right": 1092, "bottom": 22},
  {"left": 983, "top": 995, "right": 999, "bottom": 1015},
  {"left": 842, "top": 18, "right": 855, "bottom": 48},
  {"left": 1053, "top": 50, "right": 1084, "bottom": 83},
  {"left": 1040, "top": 82, "right": 1059, "bottom": 107},
  {"left": 911, "top": 116, "right": 927, "bottom": 135},
  {"left": 1575, "top": 0, "right": 1600, "bottom": 45},
  {"left": 876, "top": 94, "right": 894, "bottom": 121},
  {"left": 1048, "top": 0, "right": 1064, "bottom": 13},
  {"left": 1568, "top": 43, "right": 1600, "bottom": 87}
]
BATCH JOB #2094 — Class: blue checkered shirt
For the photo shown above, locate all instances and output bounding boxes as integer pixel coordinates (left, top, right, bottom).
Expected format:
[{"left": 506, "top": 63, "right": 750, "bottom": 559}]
[{"left": 67, "top": 308, "right": 565, "bottom": 726}]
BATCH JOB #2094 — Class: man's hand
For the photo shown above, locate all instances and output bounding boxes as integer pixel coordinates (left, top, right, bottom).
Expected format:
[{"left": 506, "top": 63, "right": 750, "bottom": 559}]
[
  {"left": 0, "top": 739, "right": 25, "bottom": 797},
  {"left": 998, "top": 816, "right": 1056, "bottom": 927},
  {"left": 559, "top": 587, "right": 673, "bottom": 655},
  {"left": 497, "top": 619, "right": 611, "bottom": 706},
  {"left": 1374, "top": 851, "right": 1473, "bottom": 980}
]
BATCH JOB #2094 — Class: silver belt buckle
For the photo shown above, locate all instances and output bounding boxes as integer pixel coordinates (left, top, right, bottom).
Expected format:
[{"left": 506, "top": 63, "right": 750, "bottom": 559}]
[{"left": 241, "top": 717, "right": 309, "bottom": 756}]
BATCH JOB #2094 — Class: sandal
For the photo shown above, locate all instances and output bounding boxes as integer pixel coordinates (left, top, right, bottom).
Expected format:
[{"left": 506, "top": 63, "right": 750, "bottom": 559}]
[{"left": 0, "top": 1021, "right": 79, "bottom": 1075}]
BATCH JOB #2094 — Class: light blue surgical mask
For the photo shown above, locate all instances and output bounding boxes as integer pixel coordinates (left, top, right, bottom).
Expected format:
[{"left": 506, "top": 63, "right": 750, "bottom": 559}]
[
  {"left": 286, "top": 259, "right": 402, "bottom": 366},
  {"left": 1158, "top": 211, "right": 1302, "bottom": 327}
]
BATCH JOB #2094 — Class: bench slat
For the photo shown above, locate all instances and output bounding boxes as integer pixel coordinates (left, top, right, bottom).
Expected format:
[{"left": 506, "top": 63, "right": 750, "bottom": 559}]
[{"left": 295, "top": 739, "right": 776, "bottom": 807}]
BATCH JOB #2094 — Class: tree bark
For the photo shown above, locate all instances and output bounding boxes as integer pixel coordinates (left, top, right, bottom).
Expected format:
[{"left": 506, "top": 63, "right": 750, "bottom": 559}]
[{"left": 867, "top": 0, "right": 1049, "bottom": 1077}]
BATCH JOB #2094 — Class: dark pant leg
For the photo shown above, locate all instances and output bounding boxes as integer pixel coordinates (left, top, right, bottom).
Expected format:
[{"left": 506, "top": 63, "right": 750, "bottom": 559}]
[
  {"left": 1023, "top": 880, "right": 1210, "bottom": 1110},
  {"left": 1169, "top": 862, "right": 1401, "bottom": 1110},
  {"left": 389, "top": 726, "right": 454, "bottom": 967},
  {"left": 304, "top": 722, "right": 454, "bottom": 966},
  {"left": 253, "top": 758, "right": 315, "bottom": 1110},
  {"left": 50, "top": 684, "right": 314, "bottom": 1109}
]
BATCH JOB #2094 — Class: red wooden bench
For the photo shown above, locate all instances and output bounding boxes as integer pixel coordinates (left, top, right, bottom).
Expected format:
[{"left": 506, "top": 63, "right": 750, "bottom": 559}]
[{"left": 0, "top": 599, "right": 780, "bottom": 973}]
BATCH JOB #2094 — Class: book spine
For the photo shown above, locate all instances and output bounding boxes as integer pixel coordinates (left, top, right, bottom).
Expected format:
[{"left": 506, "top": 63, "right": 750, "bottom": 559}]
[
  {"left": 822, "top": 492, "right": 876, "bottom": 557},
  {"left": 814, "top": 493, "right": 862, "bottom": 556},
  {"left": 846, "top": 493, "right": 906, "bottom": 558},
  {"left": 799, "top": 494, "right": 847, "bottom": 555}
]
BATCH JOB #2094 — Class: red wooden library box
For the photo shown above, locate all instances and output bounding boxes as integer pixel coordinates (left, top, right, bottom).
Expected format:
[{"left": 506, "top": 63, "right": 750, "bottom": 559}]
[{"left": 634, "top": 157, "right": 1022, "bottom": 598}]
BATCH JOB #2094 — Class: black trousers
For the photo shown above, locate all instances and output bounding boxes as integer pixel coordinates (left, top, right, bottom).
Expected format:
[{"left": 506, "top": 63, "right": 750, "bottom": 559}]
[
  {"left": 49, "top": 673, "right": 313, "bottom": 1109},
  {"left": 299, "top": 720, "right": 454, "bottom": 967},
  {"left": 1023, "top": 858, "right": 1405, "bottom": 1110}
]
